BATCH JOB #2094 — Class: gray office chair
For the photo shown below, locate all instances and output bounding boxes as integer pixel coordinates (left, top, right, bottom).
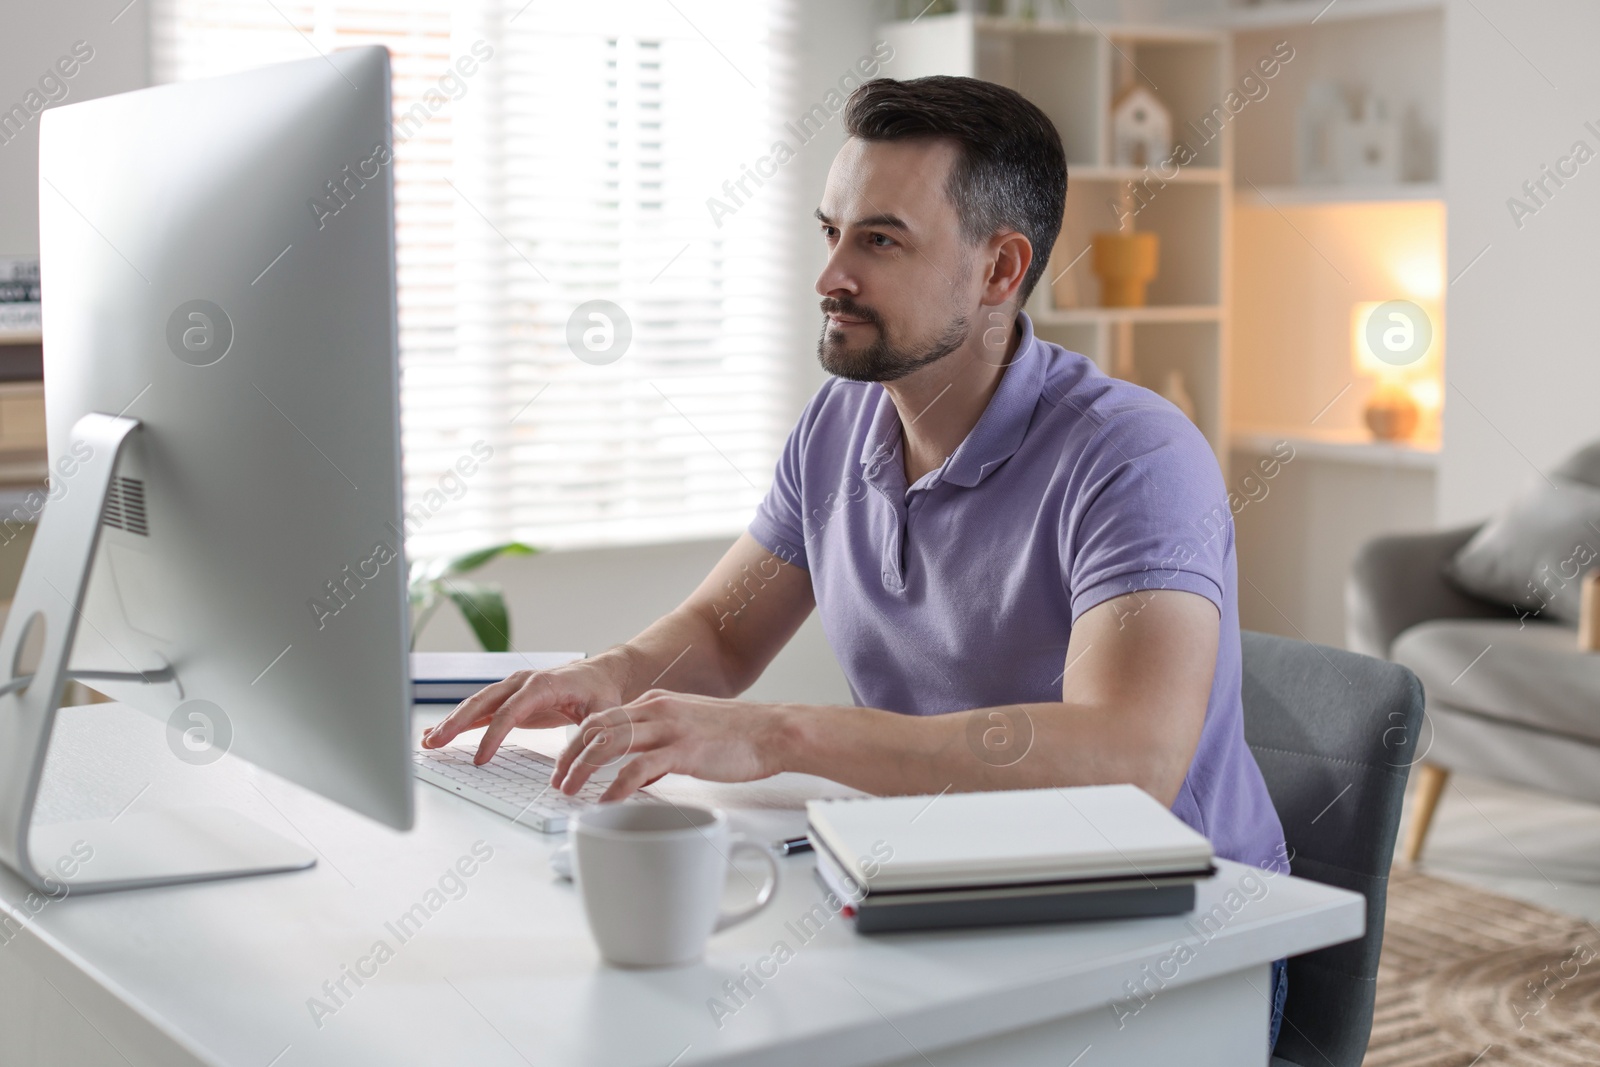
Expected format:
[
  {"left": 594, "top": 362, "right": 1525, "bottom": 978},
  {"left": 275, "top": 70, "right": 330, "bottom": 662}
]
[{"left": 1239, "top": 631, "right": 1424, "bottom": 1067}]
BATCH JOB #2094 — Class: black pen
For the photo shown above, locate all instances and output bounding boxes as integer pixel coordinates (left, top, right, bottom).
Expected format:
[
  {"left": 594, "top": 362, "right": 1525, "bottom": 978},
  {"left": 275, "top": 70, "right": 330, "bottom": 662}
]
[{"left": 775, "top": 835, "right": 813, "bottom": 856}]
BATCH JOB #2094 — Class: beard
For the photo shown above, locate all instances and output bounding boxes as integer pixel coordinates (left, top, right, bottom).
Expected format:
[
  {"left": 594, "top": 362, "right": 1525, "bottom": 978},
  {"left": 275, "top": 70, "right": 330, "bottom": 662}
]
[{"left": 816, "top": 297, "right": 970, "bottom": 383}]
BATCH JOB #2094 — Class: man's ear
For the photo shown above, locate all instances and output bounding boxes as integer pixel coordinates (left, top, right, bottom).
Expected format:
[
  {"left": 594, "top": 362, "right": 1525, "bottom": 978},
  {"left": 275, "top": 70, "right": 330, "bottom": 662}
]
[{"left": 982, "top": 230, "right": 1032, "bottom": 308}]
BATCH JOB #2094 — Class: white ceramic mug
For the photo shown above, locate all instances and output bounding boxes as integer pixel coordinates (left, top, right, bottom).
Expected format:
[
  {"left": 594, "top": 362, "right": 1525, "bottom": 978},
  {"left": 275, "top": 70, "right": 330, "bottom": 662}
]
[{"left": 571, "top": 802, "right": 779, "bottom": 968}]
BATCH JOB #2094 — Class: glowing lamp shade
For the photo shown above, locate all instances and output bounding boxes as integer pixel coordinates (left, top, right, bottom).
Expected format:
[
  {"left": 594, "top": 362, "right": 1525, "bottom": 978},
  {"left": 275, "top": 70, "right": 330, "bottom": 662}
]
[
  {"left": 1351, "top": 300, "right": 1440, "bottom": 380},
  {"left": 1351, "top": 300, "right": 1442, "bottom": 442}
]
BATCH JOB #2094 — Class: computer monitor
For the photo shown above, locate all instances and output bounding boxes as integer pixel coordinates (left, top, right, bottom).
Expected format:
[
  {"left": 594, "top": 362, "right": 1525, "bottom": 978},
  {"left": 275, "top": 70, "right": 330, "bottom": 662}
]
[{"left": 0, "top": 46, "right": 412, "bottom": 893}]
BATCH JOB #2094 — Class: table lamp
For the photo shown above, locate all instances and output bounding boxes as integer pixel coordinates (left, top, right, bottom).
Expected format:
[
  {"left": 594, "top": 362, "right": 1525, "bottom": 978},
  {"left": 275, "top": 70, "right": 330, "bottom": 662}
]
[{"left": 1351, "top": 299, "right": 1440, "bottom": 441}]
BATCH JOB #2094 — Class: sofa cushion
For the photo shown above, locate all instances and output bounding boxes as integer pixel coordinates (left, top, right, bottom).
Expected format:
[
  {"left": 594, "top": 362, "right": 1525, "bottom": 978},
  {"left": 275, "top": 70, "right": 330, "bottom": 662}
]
[
  {"left": 1553, "top": 440, "right": 1600, "bottom": 488},
  {"left": 1392, "top": 619, "right": 1600, "bottom": 745},
  {"left": 1444, "top": 479, "right": 1600, "bottom": 625}
]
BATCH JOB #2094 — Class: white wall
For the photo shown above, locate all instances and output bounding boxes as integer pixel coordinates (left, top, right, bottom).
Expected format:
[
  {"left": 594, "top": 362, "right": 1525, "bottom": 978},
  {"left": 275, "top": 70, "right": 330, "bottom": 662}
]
[
  {"left": 1439, "top": 0, "right": 1600, "bottom": 523},
  {"left": 0, "top": 2, "right": 148, "bottom": 256}
]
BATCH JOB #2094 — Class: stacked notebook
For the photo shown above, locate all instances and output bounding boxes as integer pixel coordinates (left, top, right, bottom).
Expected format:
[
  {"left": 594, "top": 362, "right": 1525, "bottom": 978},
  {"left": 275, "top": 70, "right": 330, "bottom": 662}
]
[
  {"left": 410, "top": 651, "right": 583, "bottom": 703},
  {"left": 806, "top": 784, "right": 1215, "bottom": 934}
]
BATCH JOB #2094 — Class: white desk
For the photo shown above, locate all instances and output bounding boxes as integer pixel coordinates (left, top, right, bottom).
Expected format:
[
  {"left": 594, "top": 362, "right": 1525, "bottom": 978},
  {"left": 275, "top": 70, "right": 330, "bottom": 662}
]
[{"left": 0, "top": 703, "right": 1362, "bottom": 1067}]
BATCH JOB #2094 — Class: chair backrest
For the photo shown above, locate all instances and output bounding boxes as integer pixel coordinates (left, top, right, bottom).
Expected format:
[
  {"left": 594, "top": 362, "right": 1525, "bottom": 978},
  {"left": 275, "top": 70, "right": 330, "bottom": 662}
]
[{"left": 1239, "top": 630, "right": 1424, "bottom": 1067}]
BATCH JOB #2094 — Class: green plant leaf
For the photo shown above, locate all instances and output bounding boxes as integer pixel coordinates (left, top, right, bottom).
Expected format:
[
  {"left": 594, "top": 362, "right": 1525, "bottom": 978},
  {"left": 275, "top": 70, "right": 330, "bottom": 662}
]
[
  {"left": 426, "top": 541, "right": 537, "bottom": 582},
  {"left": 440, "top": 579, "right": 511, "bottom": 652}
]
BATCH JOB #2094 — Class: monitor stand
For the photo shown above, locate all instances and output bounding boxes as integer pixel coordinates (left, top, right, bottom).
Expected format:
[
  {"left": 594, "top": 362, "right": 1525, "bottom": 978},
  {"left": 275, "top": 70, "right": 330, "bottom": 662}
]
[{"left": 0, "top": 413, "right": 315, "bottom": 895}]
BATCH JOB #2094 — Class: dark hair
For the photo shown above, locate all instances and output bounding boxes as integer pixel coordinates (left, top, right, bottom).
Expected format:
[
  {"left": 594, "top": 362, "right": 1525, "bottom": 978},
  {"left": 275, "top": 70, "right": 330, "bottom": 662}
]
[{"left": 842, "top": 75, "right": 1067, "bottom": 307}]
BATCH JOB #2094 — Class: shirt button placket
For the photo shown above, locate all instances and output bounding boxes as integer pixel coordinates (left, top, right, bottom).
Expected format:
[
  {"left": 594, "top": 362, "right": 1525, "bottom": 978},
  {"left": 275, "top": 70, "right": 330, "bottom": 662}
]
[
  {"left": 882, "top": 497, "right": 906, "bottom": 592},
  {"left": 883, "top": 490, "right": 915, "bottom": 592}
]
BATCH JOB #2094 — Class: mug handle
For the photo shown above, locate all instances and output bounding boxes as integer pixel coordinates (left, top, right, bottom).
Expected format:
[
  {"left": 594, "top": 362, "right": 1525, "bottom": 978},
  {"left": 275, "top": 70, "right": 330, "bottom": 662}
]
[{"left": 713, "top": 835, "right": 780, "bottom": 933}]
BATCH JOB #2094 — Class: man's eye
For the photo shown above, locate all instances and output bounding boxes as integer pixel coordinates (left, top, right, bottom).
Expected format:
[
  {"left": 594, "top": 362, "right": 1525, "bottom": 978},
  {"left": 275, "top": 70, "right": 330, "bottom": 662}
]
[{"left": 870, "top": 233, "right": 894, "bottom": 247}]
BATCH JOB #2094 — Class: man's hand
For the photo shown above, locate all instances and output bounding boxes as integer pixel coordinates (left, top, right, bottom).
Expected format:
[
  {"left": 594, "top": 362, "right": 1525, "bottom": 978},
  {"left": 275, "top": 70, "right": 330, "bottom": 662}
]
[
  {"left": 550, "top": 691, "right": 789, "bottom": 802},
  {"left": 419, "top": 533, "right": 814, "bottom": 772},
  {"left": 420, "top": 656, "right": 628, "bottom": 765}
]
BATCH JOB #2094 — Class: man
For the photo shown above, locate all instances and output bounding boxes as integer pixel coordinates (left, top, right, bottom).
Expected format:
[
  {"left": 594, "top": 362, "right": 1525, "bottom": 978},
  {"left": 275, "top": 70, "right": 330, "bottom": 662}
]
[{"left": 425, "top": 75, "right": 1287, "bottom": 1043}]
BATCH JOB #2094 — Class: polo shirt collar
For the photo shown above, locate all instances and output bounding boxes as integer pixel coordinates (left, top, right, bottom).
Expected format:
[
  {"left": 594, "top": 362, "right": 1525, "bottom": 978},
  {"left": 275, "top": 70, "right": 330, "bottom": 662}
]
[
  {"left": 856, "top": 311, "right": 1045, "bottom": 490},
  {"left": 858, "top": 388, "right": 903, "bottom": 482},
  {"left": 944, "top": 310, "right": 1045, "bottom": 487}
]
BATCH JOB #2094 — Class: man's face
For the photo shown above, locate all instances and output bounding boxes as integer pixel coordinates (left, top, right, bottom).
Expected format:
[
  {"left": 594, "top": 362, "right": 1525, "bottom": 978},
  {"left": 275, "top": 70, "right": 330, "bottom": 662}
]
[{"left": 814, "top": 137, "right": 979, "bottom": 383}]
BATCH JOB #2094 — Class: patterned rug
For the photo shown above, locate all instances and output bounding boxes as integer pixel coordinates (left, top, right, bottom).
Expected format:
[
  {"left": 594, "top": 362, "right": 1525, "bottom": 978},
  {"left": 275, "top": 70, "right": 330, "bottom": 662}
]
[{"left": 1363, "top": 868, "right": 1600, "bottom": 1065}]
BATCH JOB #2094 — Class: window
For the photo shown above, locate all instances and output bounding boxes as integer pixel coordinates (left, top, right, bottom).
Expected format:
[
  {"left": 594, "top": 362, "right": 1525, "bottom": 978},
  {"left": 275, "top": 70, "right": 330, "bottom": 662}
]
[{"left": 153, "top": 0, "right": 798, "bottom": 557}]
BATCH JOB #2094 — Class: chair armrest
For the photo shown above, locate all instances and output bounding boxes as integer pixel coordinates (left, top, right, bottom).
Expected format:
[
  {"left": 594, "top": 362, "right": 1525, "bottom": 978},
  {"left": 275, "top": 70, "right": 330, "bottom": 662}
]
[{"left": 1345, "top": 524, "right": 1512, "bottom": 658}]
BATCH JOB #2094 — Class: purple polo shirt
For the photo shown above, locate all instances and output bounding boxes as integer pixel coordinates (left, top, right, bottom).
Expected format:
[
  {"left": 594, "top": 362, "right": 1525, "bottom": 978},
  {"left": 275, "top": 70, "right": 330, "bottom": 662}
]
[{"left": 748, "top": 311, "right": 1284, "bottom": 869}]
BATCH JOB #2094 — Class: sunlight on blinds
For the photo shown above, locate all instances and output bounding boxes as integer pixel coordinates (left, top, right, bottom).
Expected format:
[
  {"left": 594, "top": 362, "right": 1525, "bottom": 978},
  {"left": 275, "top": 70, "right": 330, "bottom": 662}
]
[{"left": 153, "top": 0, "right": 798, "bottom": 558}]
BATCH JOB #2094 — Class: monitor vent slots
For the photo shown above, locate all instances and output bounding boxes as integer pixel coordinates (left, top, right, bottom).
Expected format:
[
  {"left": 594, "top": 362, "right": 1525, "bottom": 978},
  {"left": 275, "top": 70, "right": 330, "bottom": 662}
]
[{"left": 101, "top": 477, "right": 148, "bottom": 536}]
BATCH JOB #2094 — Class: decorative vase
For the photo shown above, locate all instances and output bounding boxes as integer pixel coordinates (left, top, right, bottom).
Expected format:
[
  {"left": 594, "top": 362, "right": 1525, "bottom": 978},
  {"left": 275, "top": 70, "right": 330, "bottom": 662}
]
[{"left": 1091, "top": 231, "right": 1160, "bottom": 308}]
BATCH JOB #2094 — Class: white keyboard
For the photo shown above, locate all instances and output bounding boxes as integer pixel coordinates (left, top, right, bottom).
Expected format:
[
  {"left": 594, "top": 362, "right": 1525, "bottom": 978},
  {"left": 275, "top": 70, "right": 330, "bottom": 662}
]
[{"left": 413, "top": 741, "right": 646, "bottom": 832}]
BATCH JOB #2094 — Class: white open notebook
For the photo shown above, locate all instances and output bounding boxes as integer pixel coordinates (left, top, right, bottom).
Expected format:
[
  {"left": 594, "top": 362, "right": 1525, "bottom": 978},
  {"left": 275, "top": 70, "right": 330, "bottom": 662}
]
[{"left": 806, "top": 784, "right": 1215, "bottom": 893}]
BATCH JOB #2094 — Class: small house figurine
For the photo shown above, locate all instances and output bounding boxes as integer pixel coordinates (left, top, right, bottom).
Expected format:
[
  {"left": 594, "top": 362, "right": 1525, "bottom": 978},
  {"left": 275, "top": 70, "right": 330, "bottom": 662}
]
[
  {"left": 1111, "top": 85, "right": 1172, "bottom": 169},
  {"left": 1297, "top": 82, "right": 1405, "bottom": 186}
]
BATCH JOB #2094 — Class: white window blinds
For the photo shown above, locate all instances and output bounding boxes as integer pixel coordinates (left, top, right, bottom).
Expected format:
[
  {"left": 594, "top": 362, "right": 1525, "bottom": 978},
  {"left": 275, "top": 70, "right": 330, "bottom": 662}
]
[{"left": 152, "top": 0, "right": 798, "bottom": 557}]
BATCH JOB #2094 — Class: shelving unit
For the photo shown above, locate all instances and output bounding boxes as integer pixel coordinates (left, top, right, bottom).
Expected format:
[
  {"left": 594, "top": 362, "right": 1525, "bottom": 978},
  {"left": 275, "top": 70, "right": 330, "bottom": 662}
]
[
  {"left": 0, "top": 263, "right": 47, "bottom": 488},
  {"left": 0, "top": 377, "right": 46, "bottom": 485},
  {"left": 878, "top": 13, "right": 1232, "bottom": 455},
  {"left": 875, "top": 8, "right": 1452, "bottom": 648},
  {"left": 1223, "top": 0, "right": 1446, "bottom": 450},
  {"left": 0, "top": 254, "right": 45, "bottom": 484},
  {"left": 1215, "top": 0, "right": 1449, "bottom": 645},
  {"left": 1226, "top": 1, "right": 1443, "bottom": 190}
]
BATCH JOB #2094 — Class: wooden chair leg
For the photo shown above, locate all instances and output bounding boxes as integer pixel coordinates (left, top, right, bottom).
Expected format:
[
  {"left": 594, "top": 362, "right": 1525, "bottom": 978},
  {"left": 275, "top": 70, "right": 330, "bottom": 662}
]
[{"left": 1402, "top": 763, "right": 1449, "bottom": 865}]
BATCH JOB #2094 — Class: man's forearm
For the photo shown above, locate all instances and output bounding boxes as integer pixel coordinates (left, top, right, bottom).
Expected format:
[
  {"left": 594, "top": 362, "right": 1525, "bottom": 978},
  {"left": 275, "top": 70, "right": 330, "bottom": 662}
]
[
  {"left": 585, "top": 532, "right": 813, "bottom": 709},
  {"left": 593, "top": 606, "right": 751, "bottom": 704},
  {"left": 775, "top": 700, "right": 1197, "bottom": 805}
]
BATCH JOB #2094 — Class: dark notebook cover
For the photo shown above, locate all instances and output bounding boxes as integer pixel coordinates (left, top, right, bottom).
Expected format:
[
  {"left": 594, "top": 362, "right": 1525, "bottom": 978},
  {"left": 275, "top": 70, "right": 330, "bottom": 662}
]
[
  {"left": 813, "top": 837, "right": 1209, "bottom": 934},
  {"left": 813, "top": 864, "right": 1199, "bottom": 933}
]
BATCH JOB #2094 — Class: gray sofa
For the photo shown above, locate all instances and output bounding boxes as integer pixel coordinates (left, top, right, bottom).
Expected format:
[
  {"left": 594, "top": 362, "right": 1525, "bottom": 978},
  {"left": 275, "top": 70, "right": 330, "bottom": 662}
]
[{"left": 1347, "top": 524, "right": 1600, "bottom": 862}]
